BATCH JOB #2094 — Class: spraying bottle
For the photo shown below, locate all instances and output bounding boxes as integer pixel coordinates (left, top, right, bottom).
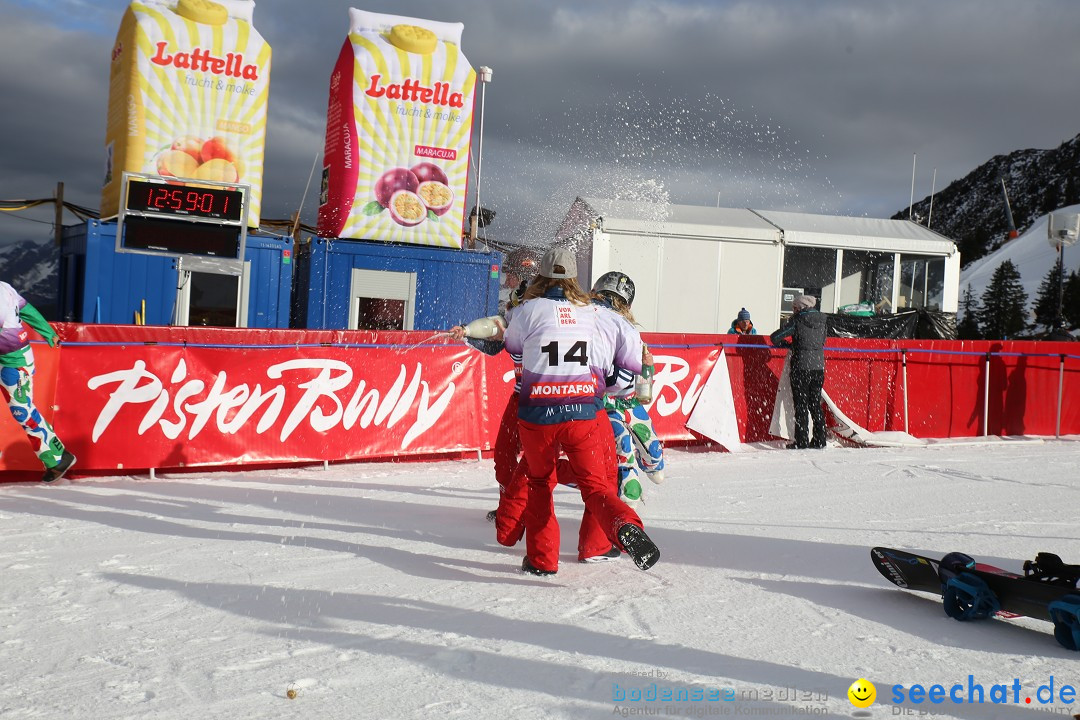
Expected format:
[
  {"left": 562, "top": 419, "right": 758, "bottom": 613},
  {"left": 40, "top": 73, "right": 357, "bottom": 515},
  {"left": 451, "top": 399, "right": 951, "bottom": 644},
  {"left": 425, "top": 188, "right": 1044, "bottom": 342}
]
[
  {"left": 635, "top": 345, "right": 654, "bottom": 404},
  {"left": 462, "top": 315, "right": 505, "bottom": 339}
]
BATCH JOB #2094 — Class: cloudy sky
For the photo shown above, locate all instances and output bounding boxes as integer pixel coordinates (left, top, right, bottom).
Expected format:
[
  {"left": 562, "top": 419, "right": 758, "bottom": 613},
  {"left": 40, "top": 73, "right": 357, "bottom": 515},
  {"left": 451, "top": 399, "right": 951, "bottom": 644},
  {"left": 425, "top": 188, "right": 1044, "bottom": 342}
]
[{"left": 1, "top": 0, "right": 1078, "bottom": 248}]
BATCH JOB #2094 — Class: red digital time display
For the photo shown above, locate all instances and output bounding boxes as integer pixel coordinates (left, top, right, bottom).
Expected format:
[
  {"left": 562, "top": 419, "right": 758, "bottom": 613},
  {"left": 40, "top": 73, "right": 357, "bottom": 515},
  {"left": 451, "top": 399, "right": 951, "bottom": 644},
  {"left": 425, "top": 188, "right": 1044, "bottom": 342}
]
[{"left": 125, "top": 179, "right": 244, "bottom": 222}]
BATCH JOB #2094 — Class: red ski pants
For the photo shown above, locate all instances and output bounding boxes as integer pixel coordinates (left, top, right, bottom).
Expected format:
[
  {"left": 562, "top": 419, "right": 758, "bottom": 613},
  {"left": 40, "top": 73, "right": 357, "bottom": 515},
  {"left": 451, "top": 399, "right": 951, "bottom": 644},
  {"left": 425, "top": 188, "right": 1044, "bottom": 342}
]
[
  {"left": 493, "top": 393, "right": 610, "bottom": 561},
  {"left": 492, "top": 392, "right": 521, "bottom": 489},
  {"left": 517, "top": 413, "right": 644, "bottom": 572}
]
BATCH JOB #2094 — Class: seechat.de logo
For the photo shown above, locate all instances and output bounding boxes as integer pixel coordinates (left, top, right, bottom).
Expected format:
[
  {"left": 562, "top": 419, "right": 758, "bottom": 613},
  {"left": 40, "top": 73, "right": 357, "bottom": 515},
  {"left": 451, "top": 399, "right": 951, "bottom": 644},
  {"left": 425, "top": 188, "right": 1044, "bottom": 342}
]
[{"left": 848, "top": 678, "right": 877, "bottom": 708}]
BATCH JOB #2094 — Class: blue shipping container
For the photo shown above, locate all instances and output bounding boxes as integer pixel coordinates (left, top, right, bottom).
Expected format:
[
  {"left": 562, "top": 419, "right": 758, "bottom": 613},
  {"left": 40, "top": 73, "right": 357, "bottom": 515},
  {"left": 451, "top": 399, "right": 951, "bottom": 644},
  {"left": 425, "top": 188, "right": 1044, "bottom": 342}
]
[
  {"left": 296, "top": 238, "right": 501, "bottom": 331},
  {"left": 60, "top": 219, "right": 293, "bottom": 328}
]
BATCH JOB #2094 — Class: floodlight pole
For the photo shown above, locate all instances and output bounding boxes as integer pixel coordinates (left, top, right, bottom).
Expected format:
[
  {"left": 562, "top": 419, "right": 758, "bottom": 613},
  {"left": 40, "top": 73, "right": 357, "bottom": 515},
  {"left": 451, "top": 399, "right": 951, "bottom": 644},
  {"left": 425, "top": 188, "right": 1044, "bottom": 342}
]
[
  {"left": 908, "top": 153, "right": 916, "bottom": 220},
  {"left": 470, "top": 65, "right": 493, "bottom": 250},
  {"left": 1055, "top": 239, "right": 1064, "bottom": 331},
  {"left": 927, "top": 167, "right": 936, "bottom": 228}
]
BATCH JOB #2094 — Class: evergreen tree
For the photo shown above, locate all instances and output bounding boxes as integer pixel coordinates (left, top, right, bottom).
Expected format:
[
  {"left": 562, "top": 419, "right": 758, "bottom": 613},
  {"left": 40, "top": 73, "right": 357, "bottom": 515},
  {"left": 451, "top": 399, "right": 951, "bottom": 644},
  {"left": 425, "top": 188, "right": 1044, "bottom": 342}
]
[
  {"left": 957, "top": 286, "right": 982, "bottom": 340},
  {"left": 1033, "top": 262, "right": 1064, "bottom": 330},
  {"left": 977, "top": 260, "right": 1028, "bottom": 339}
]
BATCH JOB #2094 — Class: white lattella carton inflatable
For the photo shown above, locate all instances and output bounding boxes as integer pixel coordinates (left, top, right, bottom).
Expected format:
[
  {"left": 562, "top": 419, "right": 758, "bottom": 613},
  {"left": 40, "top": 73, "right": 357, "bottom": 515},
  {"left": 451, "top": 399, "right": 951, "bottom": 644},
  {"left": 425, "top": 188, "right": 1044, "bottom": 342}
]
[
  {"left": 101, "top": 0, "right": 271, "bottom": 226},
  {"left": 317, "top": 9, "right": 476, "bottom": 248}
]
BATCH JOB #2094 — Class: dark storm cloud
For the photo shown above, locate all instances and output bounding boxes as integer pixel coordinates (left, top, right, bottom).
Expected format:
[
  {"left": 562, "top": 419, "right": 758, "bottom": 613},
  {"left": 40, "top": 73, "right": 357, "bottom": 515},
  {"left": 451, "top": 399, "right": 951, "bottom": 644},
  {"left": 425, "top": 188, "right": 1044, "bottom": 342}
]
[{"left": 2, "top": 0, "right": 1077, "bottom": 246}]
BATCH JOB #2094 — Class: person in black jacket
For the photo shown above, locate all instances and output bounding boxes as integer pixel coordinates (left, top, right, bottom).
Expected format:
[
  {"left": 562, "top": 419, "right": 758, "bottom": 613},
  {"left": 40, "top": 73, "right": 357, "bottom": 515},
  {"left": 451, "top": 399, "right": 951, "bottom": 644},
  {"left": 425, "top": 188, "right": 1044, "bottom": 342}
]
[{"left": 769, "top": 294, "right": 827, "bottom": 449}]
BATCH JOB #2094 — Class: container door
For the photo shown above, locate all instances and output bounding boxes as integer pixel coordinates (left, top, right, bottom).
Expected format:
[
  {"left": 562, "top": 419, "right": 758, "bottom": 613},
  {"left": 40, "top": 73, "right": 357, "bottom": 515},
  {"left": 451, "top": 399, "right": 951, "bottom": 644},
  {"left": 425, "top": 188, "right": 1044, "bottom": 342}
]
[
  {"left": 175, "top": 257, "right": 249, "bottom": 327},
  {"left": 348, "top": 267, "right": 416, "bottom": 330}
]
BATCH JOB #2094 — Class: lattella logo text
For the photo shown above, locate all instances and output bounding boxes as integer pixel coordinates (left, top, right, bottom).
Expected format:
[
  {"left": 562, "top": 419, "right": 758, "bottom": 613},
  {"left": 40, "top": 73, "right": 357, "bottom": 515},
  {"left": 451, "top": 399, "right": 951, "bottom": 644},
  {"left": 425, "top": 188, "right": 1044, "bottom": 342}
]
[
  {"left": 88, "top": 358, "right": 455, "bottom": 448},
  {"left": 150, "top": 42, "right": 259, "bottom": 80}
]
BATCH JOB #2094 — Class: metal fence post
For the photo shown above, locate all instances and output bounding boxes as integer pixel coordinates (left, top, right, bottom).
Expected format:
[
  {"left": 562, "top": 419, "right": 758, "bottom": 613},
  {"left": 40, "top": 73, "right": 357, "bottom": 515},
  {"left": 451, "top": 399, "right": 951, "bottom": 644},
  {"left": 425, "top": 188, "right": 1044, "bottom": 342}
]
[
  {"left": 902, "top": 349, "right": 909, "bottom": 434},
  {"left": 1057, "top": 354, "right": 1065, "bottom": 438}
]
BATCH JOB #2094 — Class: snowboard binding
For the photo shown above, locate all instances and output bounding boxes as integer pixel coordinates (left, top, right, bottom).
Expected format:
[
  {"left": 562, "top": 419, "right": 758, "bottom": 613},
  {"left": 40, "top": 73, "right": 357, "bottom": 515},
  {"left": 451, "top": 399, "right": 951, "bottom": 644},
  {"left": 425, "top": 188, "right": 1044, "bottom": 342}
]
[
  {"left": 939, "top": 553, "right": 1001, "bottom": 621},
  {"left": 1048, "top": 595, "right": 1080, "bottom": 651},
  {"left": 1023, "top": 553, "right": 1080, "bottom": 588}
]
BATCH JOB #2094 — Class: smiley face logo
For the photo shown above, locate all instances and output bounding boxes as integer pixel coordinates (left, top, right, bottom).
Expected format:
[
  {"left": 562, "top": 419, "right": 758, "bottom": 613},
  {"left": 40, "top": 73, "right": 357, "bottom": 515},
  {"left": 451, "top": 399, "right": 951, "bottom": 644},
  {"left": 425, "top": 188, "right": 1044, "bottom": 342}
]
[{"left": 848, "top": 678, "right": 876, "bottom": 708}]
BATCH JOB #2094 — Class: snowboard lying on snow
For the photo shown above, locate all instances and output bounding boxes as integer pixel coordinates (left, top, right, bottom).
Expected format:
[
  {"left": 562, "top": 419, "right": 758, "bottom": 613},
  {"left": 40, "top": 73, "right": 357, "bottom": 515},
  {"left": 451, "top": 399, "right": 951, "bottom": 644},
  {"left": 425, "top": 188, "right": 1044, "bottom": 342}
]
[{"left": 870, "top": 547, "right": 1080, "bottom": 651}]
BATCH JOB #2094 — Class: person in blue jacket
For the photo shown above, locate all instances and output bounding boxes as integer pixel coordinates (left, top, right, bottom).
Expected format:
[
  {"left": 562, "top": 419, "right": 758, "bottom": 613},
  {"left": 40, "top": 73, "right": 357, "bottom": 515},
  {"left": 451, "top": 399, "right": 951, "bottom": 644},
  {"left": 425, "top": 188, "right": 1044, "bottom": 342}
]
[{"left": 727, "top": 308, "right": 757, "bottom": 335}]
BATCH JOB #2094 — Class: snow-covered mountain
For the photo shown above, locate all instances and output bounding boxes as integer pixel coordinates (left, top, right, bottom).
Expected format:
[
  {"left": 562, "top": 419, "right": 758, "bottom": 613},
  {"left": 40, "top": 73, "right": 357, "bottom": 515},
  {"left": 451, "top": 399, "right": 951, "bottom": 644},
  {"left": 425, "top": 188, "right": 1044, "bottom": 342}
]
[
  {"left": 895, "top": 132, "right": 1080, "bottom": 266},
  {"left": 0, "top": 239, "right": 59, "bottom": 319}
]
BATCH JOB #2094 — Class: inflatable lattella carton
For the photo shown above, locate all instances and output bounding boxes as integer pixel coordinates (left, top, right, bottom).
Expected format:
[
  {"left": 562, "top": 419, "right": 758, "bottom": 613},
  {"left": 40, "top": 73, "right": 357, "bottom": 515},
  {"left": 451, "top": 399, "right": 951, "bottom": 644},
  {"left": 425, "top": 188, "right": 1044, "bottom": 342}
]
[
  {"left": 317, "top": 9, "right": 477, "bottom": 248},
  {"left": 101, "top": 0, "right": 271, "bottom": 226}
]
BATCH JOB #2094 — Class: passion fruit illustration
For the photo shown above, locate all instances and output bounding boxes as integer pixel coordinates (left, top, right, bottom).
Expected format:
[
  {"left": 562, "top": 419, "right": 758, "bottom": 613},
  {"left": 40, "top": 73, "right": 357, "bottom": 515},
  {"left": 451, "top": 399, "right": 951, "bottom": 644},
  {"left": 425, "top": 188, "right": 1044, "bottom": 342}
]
[
  {"left": 387, "top": 189, "right": 427, "bottom": 227},
  {"left": 374, "top": 167, "right": 419, "bottom": 208},
  {"left": 409, "top": 162, "right": 449, "bottom": 186},
  {"left": 417, "top": 180, "right": 454, "bottom": 216}
]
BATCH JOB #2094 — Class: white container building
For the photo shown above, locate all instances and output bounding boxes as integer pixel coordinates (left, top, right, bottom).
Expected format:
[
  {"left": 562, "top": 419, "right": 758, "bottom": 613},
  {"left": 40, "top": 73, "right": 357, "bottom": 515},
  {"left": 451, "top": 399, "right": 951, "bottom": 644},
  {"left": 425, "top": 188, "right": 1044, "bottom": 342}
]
[{"left": 557, "top": 197, "right": 961, "bottom": 334}]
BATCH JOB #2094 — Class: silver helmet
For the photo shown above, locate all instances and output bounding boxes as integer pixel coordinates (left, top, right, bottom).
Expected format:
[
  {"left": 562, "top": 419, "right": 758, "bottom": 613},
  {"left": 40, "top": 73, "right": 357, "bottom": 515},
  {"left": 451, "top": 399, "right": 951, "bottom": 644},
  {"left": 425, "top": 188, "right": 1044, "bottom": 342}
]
[{"left": 592, "top": 271, "right": 635, "bottom": 306}]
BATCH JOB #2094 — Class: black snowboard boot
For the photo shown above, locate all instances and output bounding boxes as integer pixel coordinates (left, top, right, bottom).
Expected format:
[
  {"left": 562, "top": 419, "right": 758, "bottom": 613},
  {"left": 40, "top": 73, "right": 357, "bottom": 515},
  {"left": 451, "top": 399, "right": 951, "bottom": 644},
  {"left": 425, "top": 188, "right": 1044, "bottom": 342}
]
[
  {"left": 521, "top": 557, "right": 556, "bottom": 576},
  {"left": 617, "top": 524, "right": 660, "bottom": 571},
  {"left": 42, "top": 451, "right": 76, "bottom": 483}
]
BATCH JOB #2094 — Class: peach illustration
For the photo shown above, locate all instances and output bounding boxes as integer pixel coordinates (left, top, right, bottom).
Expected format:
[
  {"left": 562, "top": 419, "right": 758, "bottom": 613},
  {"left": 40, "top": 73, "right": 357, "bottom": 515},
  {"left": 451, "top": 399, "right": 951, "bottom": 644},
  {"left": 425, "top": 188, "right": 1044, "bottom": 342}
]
[
  {"left": 194, "top": 158, "right": 240, "bottom": 183},
  {"left": 200, "top": 136, "right": 238, "bottom": 165},
  {"left": 157, "top": 149, "right": 200, "bottom": 178},
  {"left": 171, "top": 135, "right": 204, "bottom": 161}
]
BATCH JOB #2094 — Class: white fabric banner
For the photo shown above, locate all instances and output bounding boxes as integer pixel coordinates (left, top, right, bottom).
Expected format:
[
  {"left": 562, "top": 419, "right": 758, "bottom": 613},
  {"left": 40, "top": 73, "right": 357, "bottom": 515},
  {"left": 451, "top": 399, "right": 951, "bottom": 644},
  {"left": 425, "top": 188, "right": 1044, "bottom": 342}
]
[
  {"left": 769, "top": 356, "right": 923, "bottom": 447},
  {"left": 768, "top": 355, "right": 832, "bottom": 441},
  {"left": 768, "top": 355, "right": 797, "bottom": 440},
  {"left": 686, "top": 348, "right": 743, "bottom": 452}
]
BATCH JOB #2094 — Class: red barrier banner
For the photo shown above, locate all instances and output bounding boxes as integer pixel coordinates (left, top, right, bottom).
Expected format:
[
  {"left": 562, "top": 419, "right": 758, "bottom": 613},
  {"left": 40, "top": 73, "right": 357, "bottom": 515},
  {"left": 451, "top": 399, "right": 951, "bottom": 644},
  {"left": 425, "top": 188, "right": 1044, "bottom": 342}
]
[
  {"left": 470, "top": 336, "right": 720, "bottom": 445},
  {"left": 67, "top": 345, "right": 483, "bottom": 471},
  {"left": 0, "top": 342, "right": 61, "bottom": 472},
  {"left": 641, "top": 341, "right": 721, "bottom": 441},
  {"left": 2, "top": 325, "right": 1079, "bottom": 479}
]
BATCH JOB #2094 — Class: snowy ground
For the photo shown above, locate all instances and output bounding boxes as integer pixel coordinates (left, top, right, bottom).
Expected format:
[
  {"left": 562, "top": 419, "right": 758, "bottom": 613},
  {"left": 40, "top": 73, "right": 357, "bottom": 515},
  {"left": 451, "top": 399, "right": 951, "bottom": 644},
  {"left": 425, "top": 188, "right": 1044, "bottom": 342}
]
[{"left": 1, "top": 439, "right": 1079, "bottom": 720}]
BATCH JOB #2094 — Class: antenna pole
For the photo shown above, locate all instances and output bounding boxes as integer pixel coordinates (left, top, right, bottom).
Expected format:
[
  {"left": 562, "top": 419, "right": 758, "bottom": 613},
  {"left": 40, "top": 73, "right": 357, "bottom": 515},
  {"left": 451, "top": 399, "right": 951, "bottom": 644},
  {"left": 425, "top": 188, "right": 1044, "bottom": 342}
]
[
  {"left": 927, "top": 168, "right": 937, "bottom": 229},
  {"left": 470, "top": 66, "right": 494, "bottom": 250},
  {"left": 54, "top": 181, "right": 64, "bottom": 246},
  {"left": 292, "top": 151, "right": 320, "bottom": 240},
  {"left": 908, "top": 153, "right": 916, "bottom": 220},
  {"left": 1000, "top": 177, "right": 1018, "bottom": 239}
]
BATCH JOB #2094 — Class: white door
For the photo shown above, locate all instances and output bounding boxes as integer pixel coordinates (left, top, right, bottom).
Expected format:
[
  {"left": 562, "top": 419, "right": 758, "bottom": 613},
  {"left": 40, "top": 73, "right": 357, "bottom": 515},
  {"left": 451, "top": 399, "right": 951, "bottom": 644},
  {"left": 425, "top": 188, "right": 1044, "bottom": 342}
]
[
  {"left": 348, "top": 267, "right": 416, "bottom": 330},
  {"left": 175, "top": 256, "right": 249, "bottom": 327}
]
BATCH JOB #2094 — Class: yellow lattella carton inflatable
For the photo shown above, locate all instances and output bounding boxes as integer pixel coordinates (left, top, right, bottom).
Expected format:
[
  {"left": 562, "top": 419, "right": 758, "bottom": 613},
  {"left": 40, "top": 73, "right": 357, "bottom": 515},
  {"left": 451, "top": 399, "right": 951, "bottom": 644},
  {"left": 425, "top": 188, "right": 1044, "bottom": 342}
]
[
  {"left": 101, "top": 0, "right": 271, "bottom": 226},
  {"left": 317, "top": 9, "right": 477, "bottom": 248}
]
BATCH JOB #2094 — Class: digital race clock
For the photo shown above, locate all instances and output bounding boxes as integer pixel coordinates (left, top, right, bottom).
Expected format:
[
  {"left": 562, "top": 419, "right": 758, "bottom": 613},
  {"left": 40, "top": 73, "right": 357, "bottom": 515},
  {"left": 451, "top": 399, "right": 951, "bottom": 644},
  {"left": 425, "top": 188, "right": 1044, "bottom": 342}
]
[
  {"left": 116, "top": 173, "right": 250, "bottom": 262},
  {"left": 124, "top": 179, "right": 244, "bottom": 222}
]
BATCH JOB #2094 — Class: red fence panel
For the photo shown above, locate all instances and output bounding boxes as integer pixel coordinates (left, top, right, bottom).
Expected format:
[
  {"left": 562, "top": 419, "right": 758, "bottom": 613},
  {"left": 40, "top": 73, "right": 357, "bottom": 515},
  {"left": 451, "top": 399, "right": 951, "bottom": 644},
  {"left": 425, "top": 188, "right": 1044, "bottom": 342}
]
[{"left": 2, "top": 324, "right": 1078, "bottom": 480}]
